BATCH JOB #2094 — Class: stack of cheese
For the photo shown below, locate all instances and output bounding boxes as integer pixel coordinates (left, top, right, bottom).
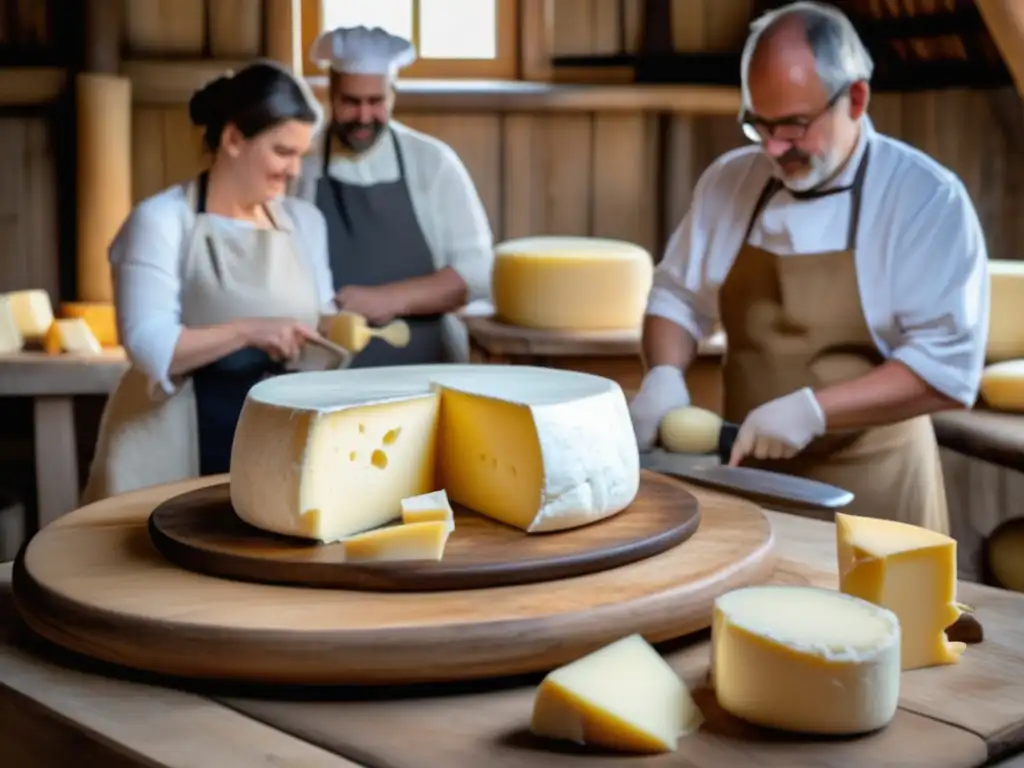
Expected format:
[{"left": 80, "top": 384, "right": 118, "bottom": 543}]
[
  {"left": 526, "top": 513, "right": 972, "bottom": 753},
  {"left": 229, "top": 364, "right": 641, "bottom": 547},
  {"left": 0, "top": 289, "right": 111, "bottom": 356},
  {"left": 982, "top": 261, "right": 1024, "bottom": 412},
  {"left": 341, "top": 489, "right": 456, "bottom": 563},
  {"left": 490, "top": 236, "right": 654, "bottom": 331}
]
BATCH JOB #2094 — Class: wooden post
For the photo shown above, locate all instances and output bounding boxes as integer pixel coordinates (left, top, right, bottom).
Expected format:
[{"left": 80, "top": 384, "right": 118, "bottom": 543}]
[
  {"left": 265, "top": 0, "right": 302, "bottom": 73},
  {"left": 519, "top": 0, "right": 554, "bottom": 81},
  {"left": 82, "top": 0, "right": 121, "bottom": 74}
]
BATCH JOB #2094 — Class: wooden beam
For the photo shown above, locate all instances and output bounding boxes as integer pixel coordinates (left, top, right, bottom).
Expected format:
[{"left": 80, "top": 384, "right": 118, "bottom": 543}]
[
  {"left": 0, "top": 69, "right": 67, "bottom": 106},
  {"left": 264, "top": 0, "right": 302, "bottom": 73},
  {"left": 976, "top": 0, "right": 1024, "bottom": 98},
  {"left": 519, "top": 0, "right": 554, "bottom": 81}
]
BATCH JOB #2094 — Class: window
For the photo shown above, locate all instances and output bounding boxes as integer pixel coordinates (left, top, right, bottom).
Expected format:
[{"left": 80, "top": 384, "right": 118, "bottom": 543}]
[{"left": 301, "top": 0, "right": 519, "bottom": 79}]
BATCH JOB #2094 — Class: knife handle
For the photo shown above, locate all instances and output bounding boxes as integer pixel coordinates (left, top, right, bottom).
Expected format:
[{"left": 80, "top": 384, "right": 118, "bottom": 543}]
[{"left": 717, "top": 421, "right": 740, "bottom": 464}]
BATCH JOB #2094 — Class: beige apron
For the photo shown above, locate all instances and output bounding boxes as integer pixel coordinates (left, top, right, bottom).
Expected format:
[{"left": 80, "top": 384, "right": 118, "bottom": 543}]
[
  {"left": 719, "top": 147, "right": 950, "bottom": 533},
  {"left": 82, "top": 177, "right": 332, "bottom": 505}
]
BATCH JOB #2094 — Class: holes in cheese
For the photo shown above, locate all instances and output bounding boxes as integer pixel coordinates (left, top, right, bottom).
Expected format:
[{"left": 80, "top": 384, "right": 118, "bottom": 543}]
[
  {"left": 988, "top": 260, "right": 1024, "bottom": 362},
  {"left": 659, "top": 406, "right": 723, "bottom": 454},
  {"left": 229, "top": 365, "right": 640, "bottom": 542},
  {"left": 342, "top": 520, "right": 452, "bottom": 563},
  {"left": 530, "top": 633, "right": 702, "bottom": 754},
  {"left": 979, "top": 359, "right": 1024, "bottom": 413},
  {"left": 6, "top": 289, "right": 54, "bottom": 338},
  {"left": 836, "top": 512, "right": 965, "bottom": 671},
  {"left": 711, "top": 585, "right": 901, "bottom": 735},
  {"left": 492, "top": 236, "right": 654, "bottom": 331},
  {"left": 400, "top": 489, "right": 454, "bottom": 529}
]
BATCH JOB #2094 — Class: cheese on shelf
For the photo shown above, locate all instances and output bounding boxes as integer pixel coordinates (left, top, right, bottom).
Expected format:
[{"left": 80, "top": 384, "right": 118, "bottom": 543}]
[
  {"left": 979, "top": 359, "right": 1024, "bottom": 412},
  {"left": 400, "top": 489, "right": 455, "bottom": 529},
  {"left": 492, "top": 236, "right": 654, "bottom": 331},
  {"left": 343, "top": 520, "right": 452, "bottom": 562},
  {"left": 60, "top": 301, "right": 119, "bottom": 347},
  {"left": 6, "top": 289, "right": 54, "bottom": 338},
  {"left": 836, "top": 513, "right": 965, "bottom": 671},
  {"left": 230, "top": 365, "right": 639, "bottom": 543},
  {"left": 711, "top": 586, "right": 900, "bottom": 735},
  {"left": 988, "top": 260, "right": 1024, "bottom": 362},
  {"left": 0, "top": 296, "right": 24, "bottom": 353},
  {"left": 530, "top": 633, "right": 702, "bottom": 753},
  {"left": 43, "top": 319, "right": 103, "bottom": 356}
]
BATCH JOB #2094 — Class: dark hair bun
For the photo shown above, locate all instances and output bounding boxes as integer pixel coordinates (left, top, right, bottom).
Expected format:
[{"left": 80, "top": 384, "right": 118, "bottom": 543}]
[{"left": 188, "top": 75, "right": 233, "bottom": 127}]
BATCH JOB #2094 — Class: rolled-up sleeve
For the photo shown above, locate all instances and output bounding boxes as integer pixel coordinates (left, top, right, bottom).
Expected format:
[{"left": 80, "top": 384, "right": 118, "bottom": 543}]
[
  {"left": 889, "top": 179, "right": 990, "bottom": 406},
  {"left": 110, "top": 201, "right": 186, "bottom": 396},
  {"left": 432, "top": 152, "right": 494, "bottom": 303}
]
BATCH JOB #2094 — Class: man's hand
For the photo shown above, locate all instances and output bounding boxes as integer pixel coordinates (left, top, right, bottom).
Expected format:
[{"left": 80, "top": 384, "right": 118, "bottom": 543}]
[
  {"left": 728, "top": 387, "right": 826, "bottom": 466},
  {"left": 628, "top": 365, "right": 691, "bottom": 451},
  {"left": 336, "top": 285, "right": 401, "bottom": 325}
]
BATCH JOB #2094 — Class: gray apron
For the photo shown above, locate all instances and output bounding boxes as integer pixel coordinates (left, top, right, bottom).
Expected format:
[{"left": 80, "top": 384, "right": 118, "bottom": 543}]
[{"left": 316, "top": 129, "right": 445, "bottom": 367}]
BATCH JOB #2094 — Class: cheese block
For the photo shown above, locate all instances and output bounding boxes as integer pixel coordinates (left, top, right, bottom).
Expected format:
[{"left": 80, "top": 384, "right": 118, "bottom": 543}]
[
  {"left": 60, "top": 301, "right": 119, "bottom": 347},
  {"left": 530, "top": 633, "right": 702, "bottom": 753},
  {"left": 400, "top": 489, "right": 455, "bottom": 529},
  {"left": 6, "top": 289, "right": 54, "bottom": 338},
  {"left": 979, "top": 359, "right": 1024, "bottom": 412},
  {"left": 711, "top": 585, "right": 900, "bottom": 735},
  {"left": 986, "top": 518, "right": 1024, "bottom": 592},
  {"left": 659, "top": 406, "right": 723, "bottom": 453},
  {"left": 0, "top": 296, "right": 24, "bottom": 353},
  {"left": 342, "top": 520, "right": 451, "bottom": 562},
  {"left": 836, "top": 513, "right": 965, "bottom": 670},
  {"left": 988, "top": 260, "right": 1024, "bottom": 362},
  {"left": 492, "top": 236, "right": 654, "bottom": 331},
  {"left": 230, "top": 365, "right": 639, "bottom": 543},
  {"left": 43, "top": 319, "right": 103, "bottom": 356}
]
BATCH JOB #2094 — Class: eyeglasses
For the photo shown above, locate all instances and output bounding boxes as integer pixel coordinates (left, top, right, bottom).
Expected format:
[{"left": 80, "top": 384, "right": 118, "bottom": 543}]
[{"left": 739, "top": 84, "right": 851, "bottom": 144}]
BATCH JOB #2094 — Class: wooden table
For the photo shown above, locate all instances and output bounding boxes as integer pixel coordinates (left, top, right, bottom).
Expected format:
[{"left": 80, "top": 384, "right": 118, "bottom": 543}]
[
  {"left": 2, "top": 476, "right": 1024, "bottom": 767},
  {"left": 0, "top": 351, "right": 127, "bottom": 530}
]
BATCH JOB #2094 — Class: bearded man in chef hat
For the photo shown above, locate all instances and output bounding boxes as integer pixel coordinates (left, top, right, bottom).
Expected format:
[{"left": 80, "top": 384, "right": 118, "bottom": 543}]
[{"left": 293, "top": 25, "right": 494, "bottom": 368}]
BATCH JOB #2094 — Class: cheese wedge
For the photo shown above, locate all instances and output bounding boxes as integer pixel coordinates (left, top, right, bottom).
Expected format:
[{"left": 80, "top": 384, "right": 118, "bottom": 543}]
[
  {"left": 43, "top": 318, "right": 103, "bottom": 356},
  {"left": 530, "top": 634, "right": 702, "bottom": 753},
  {"left": 492, "top": 236, "right": 654, "bottom": 330},
  {"left": 979, "top": 359, "right": 1024, "bottom": 412},
  {"left": 836, "top": 513, "right": 965, "bottom": 670},
  {"left": 400, "top": 489, "right": 455, "bottom": 529},
  {"left": 60, "top": 301, "right": 118, "bottom": 347},
  {"left": 342, "top": 521, "right": 451, "bottom": 562},
  {"left": 230, "top": 365, "right": 639, "bottom": 543},
  {"left": 0, "top": 296, "right": 24, "bottom": 353},
  {"left": 712, "top": 585, "right": 901, "bottom": 735},
  {"left": 6, "top": 289, "right": 54, "bottom": 338},
  {"left": 988, "top": 260, "right": 1024, "bottom": 362}
]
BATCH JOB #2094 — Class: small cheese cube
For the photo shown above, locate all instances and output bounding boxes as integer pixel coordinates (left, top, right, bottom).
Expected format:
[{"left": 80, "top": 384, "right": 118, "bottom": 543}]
[
  {"left": 836, "top": 513, "right": 965, "bottom": 670},
  {"left": 979, "top": 359, "right": 1024, "bottom": 413},
  {"left": 0, "top": 296, "right": 24, "bottom": 353},
  {"left": 44, "top": 318, "right": 102, "bottom": 356},
  {"left": 400, "top": 489, "right": 455, "bottom": 529},
  {"left": 342, "top": 521, "right": 451, "bottom": 563},
  {"left": 6, "top": 289, "right": 54, "bottom": 338},
  {"left": 530, "top": 634, "right": 702, "bottom": 754}
]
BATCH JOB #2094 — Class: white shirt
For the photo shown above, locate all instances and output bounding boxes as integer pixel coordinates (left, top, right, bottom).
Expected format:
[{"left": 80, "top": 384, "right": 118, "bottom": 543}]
[
  {"left": 110, "top": 183, "right": 336, "bottom": 394},
  {"left": 293, "top": 120, "right": 495, "bottom": 361},
  {"left": 647, "top": 117, "right": 990, "bottom": 406}
]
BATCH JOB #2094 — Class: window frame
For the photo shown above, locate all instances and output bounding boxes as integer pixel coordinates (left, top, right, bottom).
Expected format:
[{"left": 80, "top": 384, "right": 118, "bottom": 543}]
[{"left": 300, "top": 0, "right": 520, "bottom": 79}]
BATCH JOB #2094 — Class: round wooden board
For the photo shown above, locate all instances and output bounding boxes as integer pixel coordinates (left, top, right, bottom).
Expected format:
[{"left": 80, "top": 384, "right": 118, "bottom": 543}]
[
  {"left": 146, "top": 472, "right": 701, "bottom": 591},
  {"left": 12, "top": 474, "right": 776, "bottom": 686}
]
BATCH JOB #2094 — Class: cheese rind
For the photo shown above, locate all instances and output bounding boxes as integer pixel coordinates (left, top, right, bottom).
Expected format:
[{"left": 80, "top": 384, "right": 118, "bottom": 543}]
[
  {"left": 7, "top": 289, "right": 54, "bottom": 338},
  {"left": 492, "top": 236, "right": 654, "bottom": 331},
  {"left": 400, "top": 489, "right": 455, "bottom": 529},
  {"left": 230, "top": 365, "right": 640, "bottom": 541},
  {"left": 979, "top": 359, "right": 1024, "bottom": 413},
  {"left": 988, "top": 260, "right": 1024, "bottom": 362},
  {"left": 711, "top": 586, "right": 901, "bottom": 735},
  {"left": 530, "top": 634, "right": 702, "bottom": 753},
  {"left": 836, "top": 513, "right": 965, "bottom": 670},
  {"left": 342, "top": 521, "right": 451, "bottom": 562}
]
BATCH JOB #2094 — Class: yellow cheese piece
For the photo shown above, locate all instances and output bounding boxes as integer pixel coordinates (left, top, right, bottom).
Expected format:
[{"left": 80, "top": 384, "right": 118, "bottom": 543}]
[
  {"left": 979, "top": 359, "right": 1024, "bottom": 412},
  {"left": 492, "top": 236, "right": 654, "bottom": 331},
  {"left": 530, "top": 633, "right": 702, "bottom": 753},
  {"left": 0, "top": 296, "right": 24, "bottom": 353},
  {"left": 342, "top": 520, "right": 451, "bottom": 562},
  {"left": 986, "top": 518, "right": 1024, "bottom": 592},
  {"left": 60, "top": 301, "right": 119, "bottom": 347},
  {"left": 659, "top": 406, "right": 723, "bottom": 453},
  {"left": 6, "top": 289, "right": 54, "bottom": 338},
  {"left": 988, "top": 260, "right": 1024, "bottom": 362},
  {"left": 400, "top": 489, "right": 455, "bottom": 529},
  {"left": 711, "top": 585, "right": 900, "bottom": 735},
  {"left": 45, "top": 318, "right": 103, "bottom": 356},
  {"left": 836, "top": 513, "right": 965, "bottom": 670}
]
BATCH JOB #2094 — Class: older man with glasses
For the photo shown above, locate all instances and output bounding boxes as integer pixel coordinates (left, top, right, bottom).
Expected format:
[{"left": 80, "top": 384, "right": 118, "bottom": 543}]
[{"left": 629, "top": 1, "right": 989, "bottom": 532}]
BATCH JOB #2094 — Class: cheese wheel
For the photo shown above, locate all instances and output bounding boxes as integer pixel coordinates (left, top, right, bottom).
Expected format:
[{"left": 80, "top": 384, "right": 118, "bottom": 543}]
[
  {"left": 492, "top": 236, "right": 654, "bottom": 330},
  {"left": 979, "top": 359, "right": 1024, "bottom": 412},
  {"left": 988, "top": 260, "right": 1024, "bottom": 362},
  {"left": 712, "top": 586, "right": 901, "bottom": 735},
  {"left": 230, "top": 365, "right": 640, "bottom": 543},
  {"left": 659, "top": 406, "right": 723, "bottom": 453}
]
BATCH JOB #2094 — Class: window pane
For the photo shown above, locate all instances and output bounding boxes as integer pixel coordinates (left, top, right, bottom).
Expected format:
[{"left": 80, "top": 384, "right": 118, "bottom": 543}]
[
  {"left": 320, "top": 0, "right": 414, "bottom": 43},
  {"left": 418, "top": 0, "right": 496, "bottom": 59}
]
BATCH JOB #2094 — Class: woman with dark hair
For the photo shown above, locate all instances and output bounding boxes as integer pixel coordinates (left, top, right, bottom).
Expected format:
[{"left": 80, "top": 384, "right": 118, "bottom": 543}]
[{"left": 83, "top": 61, "right": 344, "bottom": 501}]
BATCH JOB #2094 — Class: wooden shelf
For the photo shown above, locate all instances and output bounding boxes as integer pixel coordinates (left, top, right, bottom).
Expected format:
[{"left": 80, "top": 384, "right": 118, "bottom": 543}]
[{"left": 0, "top": 68, "right": 67, "bottom": 106}]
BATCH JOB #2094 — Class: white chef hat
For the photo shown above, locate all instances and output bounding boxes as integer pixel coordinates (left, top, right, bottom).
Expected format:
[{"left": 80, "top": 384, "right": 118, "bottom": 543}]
[{"left": 310, "top": 26, "right": 417, "bottom": 76}]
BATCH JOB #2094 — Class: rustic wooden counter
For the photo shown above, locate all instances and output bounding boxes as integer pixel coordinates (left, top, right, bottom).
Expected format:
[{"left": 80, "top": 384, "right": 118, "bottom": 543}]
[{"left": 2, "top": 476, "right": 1023, "bottom": 767}]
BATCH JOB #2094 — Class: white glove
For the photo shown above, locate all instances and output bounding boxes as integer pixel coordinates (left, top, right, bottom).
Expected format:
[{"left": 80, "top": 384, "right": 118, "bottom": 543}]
[
  {"left": 729, "top": 386, "right": 826, "bottom": 465},
  {"left": 629, "top": 365, "right": 690, "bottom": 451}
]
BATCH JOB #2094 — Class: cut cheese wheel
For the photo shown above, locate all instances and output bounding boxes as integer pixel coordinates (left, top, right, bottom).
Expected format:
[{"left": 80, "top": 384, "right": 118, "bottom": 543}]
[
  {"left": 44, "top": 318, "right": 103, "bottom": 356},
  {"left": 836, "top": 513, "right": 965, "bottom": 670},
  {"left": 342, "top": 521, "right": 452, "bottom": 562},
  {"left": 530, "top": 633, "right": 702, "bottom": 753},
  {"left": 711, "top": 585, "right": 901, "bottom": 735},
  {"left": 0, "top": 296, "right": 24, "bottom": 353},
  {"left": 659, "top": 406, "right": 723, "bottom": 453},
  {"left": 988, "top": 260, "right": 1024, "bottom": 362},
  {"left": 492, "top": 236, "right": 654, "bottom": 330},
  {"left": 6, "top": 289, "right": 54, "bottom": 338},
  {"left": 979, "top": 359, "right": 1024, "bottom": 412},
  {"left": 230, "top": 365, "right": 640, "bottom": 543},
  {"left": 60, "top": 301, "right": 119, "bottom": 347},
  {"left": 400, "top": 489, "right": 455, "bottom": 528}
]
